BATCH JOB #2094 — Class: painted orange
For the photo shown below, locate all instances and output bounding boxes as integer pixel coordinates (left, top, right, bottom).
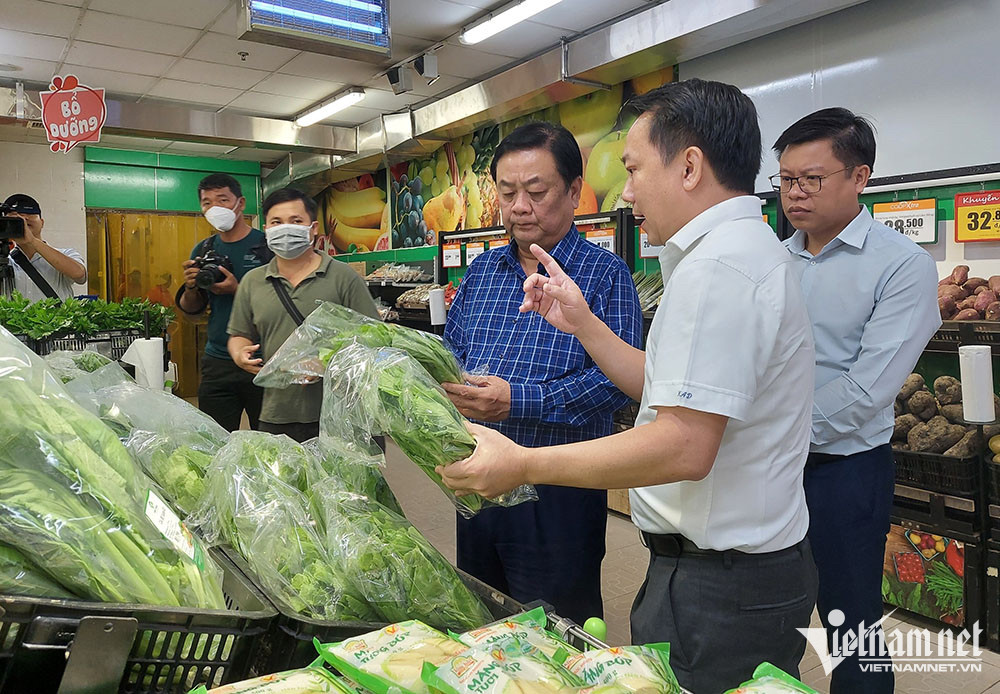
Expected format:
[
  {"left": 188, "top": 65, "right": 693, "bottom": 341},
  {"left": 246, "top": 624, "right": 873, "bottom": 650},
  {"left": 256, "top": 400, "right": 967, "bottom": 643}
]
[
  {"left": 630, "top": 67, "right": 673, "bottom": 96},
  {"left": 576, "top": 180, "right": 599, "bottom": 215}
]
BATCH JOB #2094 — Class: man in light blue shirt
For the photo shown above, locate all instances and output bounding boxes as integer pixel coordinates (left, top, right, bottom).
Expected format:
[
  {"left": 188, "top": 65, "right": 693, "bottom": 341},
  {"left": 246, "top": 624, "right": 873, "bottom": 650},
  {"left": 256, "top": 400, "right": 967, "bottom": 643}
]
[{"left": 773, "top": 108, "right": 940, "bottom": 694}]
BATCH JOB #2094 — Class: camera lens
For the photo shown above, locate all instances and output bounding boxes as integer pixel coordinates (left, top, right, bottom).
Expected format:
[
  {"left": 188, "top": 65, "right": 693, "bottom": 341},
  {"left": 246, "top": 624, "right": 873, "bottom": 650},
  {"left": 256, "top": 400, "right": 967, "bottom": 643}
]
[{"left": 194, "top": 266, "right": 217, "bottom": 289}]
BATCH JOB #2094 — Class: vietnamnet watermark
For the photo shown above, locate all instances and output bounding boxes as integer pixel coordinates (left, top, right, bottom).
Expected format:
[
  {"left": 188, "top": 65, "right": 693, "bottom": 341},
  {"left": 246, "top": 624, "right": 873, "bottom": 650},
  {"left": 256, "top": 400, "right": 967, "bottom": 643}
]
[{"left": 798, "top": 609, "right": 984, "bottom": 675}]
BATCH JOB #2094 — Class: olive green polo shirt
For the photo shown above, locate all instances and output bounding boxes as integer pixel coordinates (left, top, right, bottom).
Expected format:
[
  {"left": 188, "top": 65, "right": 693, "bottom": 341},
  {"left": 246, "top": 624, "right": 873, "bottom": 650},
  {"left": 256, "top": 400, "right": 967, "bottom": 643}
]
[{"left": 227, "top": 252, "right": 378, "bottom": 425}]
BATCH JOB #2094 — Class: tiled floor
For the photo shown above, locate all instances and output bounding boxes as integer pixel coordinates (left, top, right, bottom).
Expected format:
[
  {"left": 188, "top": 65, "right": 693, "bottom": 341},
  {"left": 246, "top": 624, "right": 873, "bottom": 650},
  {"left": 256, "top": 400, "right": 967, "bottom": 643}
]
[{"left": 382, "top": 441, "right": 1000, "bottom": 693}]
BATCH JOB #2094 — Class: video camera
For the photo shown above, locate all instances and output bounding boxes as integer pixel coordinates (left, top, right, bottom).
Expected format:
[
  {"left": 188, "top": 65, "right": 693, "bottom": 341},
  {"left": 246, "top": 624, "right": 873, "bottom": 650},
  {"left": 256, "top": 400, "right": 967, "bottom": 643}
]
[
  {"left": 0, "top": 202, "right": 27, "bottom": 241},
  {"left": 191, "top": 249, "right": 234, "bottom": 289}
]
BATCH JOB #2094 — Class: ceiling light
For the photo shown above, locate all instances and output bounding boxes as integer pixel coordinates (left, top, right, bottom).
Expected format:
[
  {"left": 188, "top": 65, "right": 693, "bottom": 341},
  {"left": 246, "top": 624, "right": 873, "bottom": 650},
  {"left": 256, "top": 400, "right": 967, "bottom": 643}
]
[
  {"left": 460, "top": 0, "right": 564, "bottom": 45},
  {"left": 295, "top": 87, "right": 365, "bottom": 127}
]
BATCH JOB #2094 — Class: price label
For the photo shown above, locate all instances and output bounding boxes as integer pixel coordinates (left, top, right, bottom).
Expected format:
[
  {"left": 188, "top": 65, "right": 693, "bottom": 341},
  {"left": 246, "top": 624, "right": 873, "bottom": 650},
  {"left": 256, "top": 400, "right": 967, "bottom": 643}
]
[
  {"left": 584, "top": 227, "right": 615, "bottom": 253},
  {"left": 639, "top": 231, "right": 661, "bottom": 258},
  {"left": 955, "top": 190, "right": 1000, "bottom": 243},
  {"left": 465, "top": 242, "right": 485, "bottom": 265},
  {"left": 489, "top": 238, "right": 510, "bottom": 250},
  {"left": 873, "top": 199, "right": 937, "bottom": 244},
  {"left": 763, "top": 214, "right": 769, "bottom": 224},
  {"left": 442, "top": 243, "right": 461, "bottom": 268},
  {"left": 145, "top": 490, "right": 203, "bottom": 568}
]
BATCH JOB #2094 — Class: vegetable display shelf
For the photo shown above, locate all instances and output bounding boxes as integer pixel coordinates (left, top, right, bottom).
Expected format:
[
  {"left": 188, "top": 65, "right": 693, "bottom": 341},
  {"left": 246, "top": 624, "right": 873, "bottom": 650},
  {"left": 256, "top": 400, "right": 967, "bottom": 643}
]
[
  {"left": 222, "top": 548, "right": 522, "bottom": 674},
  {"left": 985, "top": 541, "right": 1000, "bottom": 650},
  {"left": 894, "top": 449, "right": 979, "bottom": 497},
  {"left": 32, "top": 329, "right": 148, "bottom": 361},
  {"left": 925, "top": 321, "right": 1000, "bottom": 356},
  {"left": 0, "top": 548, "right": 276, "bottom": 694}
]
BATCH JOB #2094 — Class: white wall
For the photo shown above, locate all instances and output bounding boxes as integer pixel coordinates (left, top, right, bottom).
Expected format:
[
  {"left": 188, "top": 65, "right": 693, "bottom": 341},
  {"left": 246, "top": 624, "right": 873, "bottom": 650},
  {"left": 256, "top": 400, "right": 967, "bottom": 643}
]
[
  {"left": 0, "top": 140, "right": 88, "bottom": 292},
  {"left": 681, "top": 0, "right": 1000, "bottom": 281}
]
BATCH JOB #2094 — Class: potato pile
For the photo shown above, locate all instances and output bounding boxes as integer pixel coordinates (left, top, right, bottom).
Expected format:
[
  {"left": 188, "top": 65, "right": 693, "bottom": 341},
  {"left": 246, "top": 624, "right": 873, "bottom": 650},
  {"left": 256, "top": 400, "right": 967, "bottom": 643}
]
[
  {"left": 938, "top": 265, "right": 1000, "bottom": 321},
  {"left": 891, "top": 373, "right": 999, "bottom": 456}
]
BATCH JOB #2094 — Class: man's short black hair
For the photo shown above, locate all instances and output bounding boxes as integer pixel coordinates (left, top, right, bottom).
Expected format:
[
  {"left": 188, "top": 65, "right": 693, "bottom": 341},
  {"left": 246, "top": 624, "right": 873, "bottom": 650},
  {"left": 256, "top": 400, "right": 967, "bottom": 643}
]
[
  {"left": 198, "top": 173, "right": 243, "bottom": 199},
  {"left": 490, "top": 121, "right": 582, "bottom": 190},
  {"left": 626, "top": 78, "right": 761, "bottom": 194},
  {"left": 262, "top": 187, "right": 318, "bottom": 222},
  {"left": 772, "top": 107, "right": 876, "bottom": 171}
]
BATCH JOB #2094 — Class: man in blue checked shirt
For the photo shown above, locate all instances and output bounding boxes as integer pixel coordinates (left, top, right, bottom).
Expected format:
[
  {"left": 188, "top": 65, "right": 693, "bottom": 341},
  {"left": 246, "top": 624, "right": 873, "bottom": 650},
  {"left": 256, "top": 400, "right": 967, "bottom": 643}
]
[
  {"left": 442, "top": 121, "right": 642, "bottom": 625},
  {"left": 772, "top": 108, "right": 940, "bottom": 694}
]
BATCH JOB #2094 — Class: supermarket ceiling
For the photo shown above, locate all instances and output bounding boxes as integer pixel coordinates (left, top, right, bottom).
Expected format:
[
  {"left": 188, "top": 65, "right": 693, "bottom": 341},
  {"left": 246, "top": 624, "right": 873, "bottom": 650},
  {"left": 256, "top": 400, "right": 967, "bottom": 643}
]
[{"left": 0, "top": 0, "right": 660, "bottom": 162}]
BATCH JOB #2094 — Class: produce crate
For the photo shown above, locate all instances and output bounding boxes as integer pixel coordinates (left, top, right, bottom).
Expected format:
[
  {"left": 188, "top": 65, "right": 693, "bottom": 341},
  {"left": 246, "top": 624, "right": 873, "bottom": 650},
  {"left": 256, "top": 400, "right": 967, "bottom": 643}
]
[
  {"left": 222, "top": 548, "right": 525, "bottom": 674},
  {"left": 33, "top": 329, "right": 146, "bottom": 360},
  {"left": 0, "top": 548, "right": 276, "bottom": 694},
  {"left": 9, "top": 334, "right": 33, "bottom": 351},
  {"left": 893, "top": 449, "right": 979, "bottom": 497}
]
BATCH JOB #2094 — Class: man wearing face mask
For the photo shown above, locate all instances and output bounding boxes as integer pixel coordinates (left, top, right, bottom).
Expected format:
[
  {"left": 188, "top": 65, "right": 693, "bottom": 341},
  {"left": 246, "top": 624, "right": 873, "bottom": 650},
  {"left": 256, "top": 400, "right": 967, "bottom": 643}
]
[
  {"left": 178, "top": 173, "right": 271, "bottom": 431},
  {"left": 227, "top": 187, "right": 378, "bottom": 442}
]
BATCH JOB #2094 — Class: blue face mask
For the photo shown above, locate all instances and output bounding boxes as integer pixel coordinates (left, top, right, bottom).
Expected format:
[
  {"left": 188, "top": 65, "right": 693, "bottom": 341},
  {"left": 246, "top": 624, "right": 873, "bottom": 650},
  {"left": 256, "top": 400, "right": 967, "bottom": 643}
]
[{"left": 266, "top": 223, "right": 313, "bottom": 259}]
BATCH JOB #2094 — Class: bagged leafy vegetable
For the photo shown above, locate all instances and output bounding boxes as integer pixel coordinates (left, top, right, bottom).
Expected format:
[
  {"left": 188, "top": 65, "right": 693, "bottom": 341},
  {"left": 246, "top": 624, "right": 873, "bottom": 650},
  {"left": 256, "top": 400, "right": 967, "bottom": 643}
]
[
  {"left": 457, "top": 607, "right": 575, "bottom": 658},
  {"left": 422, "top": 635, "right": 587, "bottom": 694},
  {"left": 0, "top": 541, "right": 77, "bottom": 599},
  {"left": 191, "top": 431, "right": 378, "bottom": 621},
  {"left": 722, "top": 663, "right": 818, "bottom": 693},
  {"left": 314, "top": 486, "right": 491, "bottom": 629},
  {"left": 43, "top": 350, "right": 112, "bottom": 382},
  {"left": 127, "top": 432, "right": 214, "bottom": 516},
  {"left": 322, "top": 343, "right": 537, "bottom": 518},
  {"left": 559, "top": 643, "right": 681, "bottom": 693},
  {"left": 186, "top": 657, "right": 353, "bottom": 693},
  {"left": 255, "top": 301, "right": 462, "bottom": 387},
  {"left": 304, "top": 436, "right": 402, "bottom": 515},
  {"left": 0, "top": 327, "right": 225, "bottom": 609},
  {"left": 317, "top": 621, "right": 470, "bottom": 694}
]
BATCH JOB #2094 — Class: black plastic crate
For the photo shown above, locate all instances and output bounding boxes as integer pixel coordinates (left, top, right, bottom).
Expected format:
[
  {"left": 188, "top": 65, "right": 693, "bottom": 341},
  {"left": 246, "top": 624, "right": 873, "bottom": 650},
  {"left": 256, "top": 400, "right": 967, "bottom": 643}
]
[
  {"left": 9, "top": 334, "right": 34, "bottom": 351},
  {"left": 893, "top": 449, "right": 979, "bottom": 497},
  {"left": 221, "top": 548, "right": 525, "bottom": 674},
  {"left": 34, "top": 329, "right": 145, "bottom": 360},
  {"left": 0, "top": 548, "right": 276, "bottom": 694}
]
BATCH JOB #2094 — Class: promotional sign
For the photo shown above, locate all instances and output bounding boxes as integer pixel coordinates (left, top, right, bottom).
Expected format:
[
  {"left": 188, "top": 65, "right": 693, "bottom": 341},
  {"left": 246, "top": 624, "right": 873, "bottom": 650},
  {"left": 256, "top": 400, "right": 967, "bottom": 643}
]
[
  {"left": 639, "top": 230, "right": 661, "bottom": 258},
  {"left": 582, "top": 226, "right": 615, "bottom": 253},
  {"left": 489, "top": 238, "right": 510, "bottom": 250},
  {"left": 883, "top": 523, "right": 966, "bottom": 627},
  {"left": 873, "top": 199, "right": 937, "bottom": 244},
  {"left": 442, "top": 242, "right": 461, "bottom": 268},
  {"left": 40, "top": 75, "right": 106, "bottom": 153},
  {"left": 465, "top": 241, "right": 485, "bottom": 265},
  {"left": 955, "top": 190, "right": 1000, "bottom": 243}
]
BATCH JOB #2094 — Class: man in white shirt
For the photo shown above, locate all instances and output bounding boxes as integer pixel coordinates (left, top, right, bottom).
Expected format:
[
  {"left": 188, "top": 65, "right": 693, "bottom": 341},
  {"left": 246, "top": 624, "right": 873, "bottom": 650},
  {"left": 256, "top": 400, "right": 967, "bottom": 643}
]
[
  {"left": 2, "top": 194, "right": 86, "bottom": 301},
  {"left": 437, "top": 79, "right": 817, "bottom": 693},
  {"left": 773, "top": 108, "right": 940, "bottom": 694}
]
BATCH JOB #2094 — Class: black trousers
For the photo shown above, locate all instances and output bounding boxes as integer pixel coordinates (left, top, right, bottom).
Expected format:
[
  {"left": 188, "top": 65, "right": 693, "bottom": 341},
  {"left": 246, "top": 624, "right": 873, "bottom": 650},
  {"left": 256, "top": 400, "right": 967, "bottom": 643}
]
[
  {"left": 197, "top": 353, "right": 263, "bottom": 432},
  {"left": 805, "top": 444, "right": 895, "bottom": 694},
  {"left": 631, "top": 537, "right": 817, "bottom": 693},
  {"left": 258, "top": 420, "right": 320, "bottom": 443},
  {"left": 457, "top": 485, "right": 607, "bottom": 626}
]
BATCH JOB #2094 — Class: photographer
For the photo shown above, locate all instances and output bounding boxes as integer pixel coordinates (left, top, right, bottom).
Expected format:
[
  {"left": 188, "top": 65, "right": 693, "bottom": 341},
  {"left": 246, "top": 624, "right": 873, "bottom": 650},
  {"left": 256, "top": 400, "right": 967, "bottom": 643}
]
[
  {"left": 177, "top": 173, "right": 271, "bottom": 431},
  {"left": 1, "top": 194, "right": 87, "bottom": 301}
]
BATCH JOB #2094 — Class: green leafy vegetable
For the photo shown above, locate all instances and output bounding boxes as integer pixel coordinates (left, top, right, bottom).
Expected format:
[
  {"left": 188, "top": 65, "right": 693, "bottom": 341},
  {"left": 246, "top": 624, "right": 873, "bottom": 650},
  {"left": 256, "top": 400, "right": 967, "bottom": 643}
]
[
  {"left": 0, "top": 541, "right": 78, "bottom": 599},
  {"left": 925, "top": 561, "right": 964, "bottom": 616},
  {"left": 0, "top": 293, "right": 172, "bottom": 340}
]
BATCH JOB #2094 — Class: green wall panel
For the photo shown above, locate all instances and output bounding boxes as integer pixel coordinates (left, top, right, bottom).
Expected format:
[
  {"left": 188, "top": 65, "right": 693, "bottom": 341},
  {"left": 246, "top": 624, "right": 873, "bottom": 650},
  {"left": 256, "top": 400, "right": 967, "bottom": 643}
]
[
  {"left": 84, "top": 162, "right": 156, "bottom": 209},
  {"left": 85, "top": 147, "right": 259, "bottom": 175}
]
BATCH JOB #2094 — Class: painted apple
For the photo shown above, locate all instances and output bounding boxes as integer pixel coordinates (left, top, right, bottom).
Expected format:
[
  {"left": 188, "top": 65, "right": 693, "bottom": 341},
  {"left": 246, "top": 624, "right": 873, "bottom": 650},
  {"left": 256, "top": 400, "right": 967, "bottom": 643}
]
[
  {"left": 585, "top": 129, "right": 628, "bottom": 200},
  {"left": 558, "top": 84, "right": 623, "bottom": 149}
]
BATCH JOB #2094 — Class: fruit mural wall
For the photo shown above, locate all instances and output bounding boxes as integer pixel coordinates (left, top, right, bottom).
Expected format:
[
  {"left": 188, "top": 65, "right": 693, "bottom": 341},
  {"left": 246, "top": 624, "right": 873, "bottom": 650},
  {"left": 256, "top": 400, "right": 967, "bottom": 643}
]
[{"left": 316, "top": 170, "right": 391, "bottom": 254}]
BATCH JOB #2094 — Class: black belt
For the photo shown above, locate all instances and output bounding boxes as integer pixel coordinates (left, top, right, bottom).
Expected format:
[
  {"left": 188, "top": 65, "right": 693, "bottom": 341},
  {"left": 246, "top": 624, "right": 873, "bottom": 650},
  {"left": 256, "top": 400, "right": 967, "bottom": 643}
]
[
  {"left": 640, "top": 531, "right": 806, "bottom": 560},
  {"left": 807, "top": 451, "right": 851, "bottom": 465}
]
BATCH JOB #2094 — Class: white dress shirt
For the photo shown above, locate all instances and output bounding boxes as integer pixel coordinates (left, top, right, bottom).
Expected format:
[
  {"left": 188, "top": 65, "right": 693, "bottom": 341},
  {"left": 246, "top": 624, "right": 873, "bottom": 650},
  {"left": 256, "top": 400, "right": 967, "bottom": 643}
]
[
  {"left": 12, "top": 246, "right": 86, "bottom": 302},
  {"left": 784, "top": 206, "right": 941, "bottom": 455},
  {"left": 630, "top": 196, "right": 815, "bottom": 553}
]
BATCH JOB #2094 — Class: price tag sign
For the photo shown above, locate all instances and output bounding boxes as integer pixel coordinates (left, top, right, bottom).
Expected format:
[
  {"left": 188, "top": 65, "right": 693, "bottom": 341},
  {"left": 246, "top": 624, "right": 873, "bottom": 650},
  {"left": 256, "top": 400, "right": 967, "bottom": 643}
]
[
  {"left": 145, "top": 490, "right": 203, "bottom": 569},
  {"left": 489, "top": 238, "right": 510, "bottom": 250},
  {"left": 873, "top": 199, "right": 937, "bottom": 244},
  {"left": 955, "top": 190, "right": 1000, "bottom": 243},
  {"left": 442, "top": 242, "right": 461, "bottom": 268},
  {"left": 465, "top": 241, "right": 485, "bottom": 265},
  {"left": 639, "top": 231, "right": 661, "bottom": 258},
  {"left": 584, "top": 227, "right": 615, "bottom": 253},
  {"left": 40, "top": 74, "right": 106, "bottom": 153}
]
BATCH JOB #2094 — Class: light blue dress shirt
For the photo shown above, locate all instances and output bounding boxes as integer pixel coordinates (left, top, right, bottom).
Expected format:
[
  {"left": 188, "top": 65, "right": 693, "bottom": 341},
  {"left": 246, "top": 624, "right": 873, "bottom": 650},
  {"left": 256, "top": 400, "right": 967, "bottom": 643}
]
[{"left": 785, "top": 205, "right": 941, "bottom": 455}]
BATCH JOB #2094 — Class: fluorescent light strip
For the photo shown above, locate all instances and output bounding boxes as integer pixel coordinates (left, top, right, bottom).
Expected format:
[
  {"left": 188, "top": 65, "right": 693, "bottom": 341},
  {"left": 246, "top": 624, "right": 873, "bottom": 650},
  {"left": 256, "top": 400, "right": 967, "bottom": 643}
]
[
  {"left": 295, "top": 89, "right": 366, "bottom": 127},
  {"left": 252, "top": 1, "right": 382, "bottom": 34},
  {"left": 461, "top": 0, "right": 563, "bottom": 44},
  {"left": 317, "top": 0, "right": 382, "bottom": 13}
]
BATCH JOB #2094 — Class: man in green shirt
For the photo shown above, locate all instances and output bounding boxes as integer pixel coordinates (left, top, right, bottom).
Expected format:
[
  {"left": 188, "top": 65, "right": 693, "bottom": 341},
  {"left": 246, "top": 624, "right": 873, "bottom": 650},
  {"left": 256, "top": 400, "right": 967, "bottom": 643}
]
[
  {"left": 178, "top": 173, "right": 270, "bottom": 431},
  {"left": 228, "top": 187, "right": 379, "bottom": 442}
]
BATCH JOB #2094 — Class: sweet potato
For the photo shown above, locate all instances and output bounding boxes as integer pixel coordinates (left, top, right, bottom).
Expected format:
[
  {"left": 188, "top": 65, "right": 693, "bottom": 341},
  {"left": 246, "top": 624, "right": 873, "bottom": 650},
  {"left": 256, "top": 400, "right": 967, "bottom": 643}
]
[
  {"left": 976, "top": 286, "right": 989, "bottom": 295},
  {"left": 944, "top": 430, "right": 983, "bottom": 458},
  {"left": 939, "top": 403, "right": 965, "bottom": 424},
  {"left": 907, "top": 416, "right": 964, "bottom": 453},
  {"left": 939, "top": 284, "right": 968, "bottom": 302},
  {"left": 950, "top": 265, "right": 971, "bottom": 285},
  {"left": 934, "top": 375, "right": 963, "bottom": 405},
  {"left": 939, "top": 296, "right": 958, "bottom": 320},
  {"left": 965, "top": 277, "right": 989, "bottom": 293},
  {"left": 955, "top": 308, "right": 981, "bottom": 321},
  {"left": 987, "top": 302, "right": 1000, "bottom": 321},
  {"left": 907, "top": 390, "right": 938, "bottom": 420},
  {"left": 985, "top": 423, "right": 1000, "bottom": 439},
  {"left": 894, "top": 398, "right": 903, "bottom": 416},
  {"left": 894, "top": 414, "right": 922, "bottom": 441},
  {"left": 990, "top": 276, "right": 1000, "bottom": 294},
  {"left": 892, "top": 441, "right": 910, "bottom": 451},
  {"left": 899, "top": 373, "right": 926, "bottom": 401},
  {"left": 957, "top": 296, "right": 978, "bottom": 311},
  {"left": 975, "top": 290, "right": 998, "bottom": 314}
]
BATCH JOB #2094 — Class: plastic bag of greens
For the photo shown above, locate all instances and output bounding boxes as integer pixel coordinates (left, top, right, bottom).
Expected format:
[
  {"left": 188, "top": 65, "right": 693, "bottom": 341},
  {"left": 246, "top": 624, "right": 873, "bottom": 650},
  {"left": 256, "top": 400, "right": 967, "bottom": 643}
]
[
  {"left": 0, "top": 326, "right": 225, "bottom": 609},
  {"left": 722, "top": 663, "right": 819, "bottom": 694},
  {"left": 186, "top": 657, "right": 353, "bottom": 693},
  {"left": 322, "top": 343, "right": 537, "bottom": 518},
  {"left": 190, "top": 431, "right": 378, "bottom": 621},
  {"left": 255, "top": 301, "right": 463, "bottom": 387},
  {"left": 43, "top": 350, "right": 112, "bottom": 383},
  {"left": 559, "top": 643, "right": 681, "bottom": 693},
  {"left": 421, "top": 635, "right": 587, "bottom": 694},
  {"left": 318, "top": 621, "right": 470, "bottom": 694},
  {"left": 304, "top": 436, "right": 402, "bottom": 515},
  {"left": 313, "top": 485, "right": 491, "bottom": 629},
  {"left": 457, "top": 607, "right": 576, "bottom": 658},
  {"left": 126, "top": 431, "right": 214, "bottom": 516},
  {"left": 0, "top": 540, "right": 77, "bottom": 599}
]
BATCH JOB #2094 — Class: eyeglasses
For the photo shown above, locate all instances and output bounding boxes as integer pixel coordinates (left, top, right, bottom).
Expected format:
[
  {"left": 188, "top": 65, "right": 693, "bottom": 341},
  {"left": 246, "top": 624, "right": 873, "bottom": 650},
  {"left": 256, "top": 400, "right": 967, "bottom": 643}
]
[{"left": 769, "top": 166, "right": 857, "bottom": 194}]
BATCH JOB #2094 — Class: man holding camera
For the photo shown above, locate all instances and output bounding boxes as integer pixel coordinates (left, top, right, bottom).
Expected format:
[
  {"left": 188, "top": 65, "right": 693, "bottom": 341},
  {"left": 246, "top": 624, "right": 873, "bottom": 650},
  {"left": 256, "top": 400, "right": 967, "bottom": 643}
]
[
  {"left": 177, "top": 173, "right": 271, "bottom": 431},
  {"left": 1, "top": 194, "right": 87, "bottom": 301}
]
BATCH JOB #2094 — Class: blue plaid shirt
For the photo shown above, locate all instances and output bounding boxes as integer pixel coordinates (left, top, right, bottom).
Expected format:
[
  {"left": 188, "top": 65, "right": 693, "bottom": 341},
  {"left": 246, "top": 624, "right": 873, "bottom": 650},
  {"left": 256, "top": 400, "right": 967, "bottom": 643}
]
[{"left": 445, "top": 227, "right": 642, "bottom": 448}]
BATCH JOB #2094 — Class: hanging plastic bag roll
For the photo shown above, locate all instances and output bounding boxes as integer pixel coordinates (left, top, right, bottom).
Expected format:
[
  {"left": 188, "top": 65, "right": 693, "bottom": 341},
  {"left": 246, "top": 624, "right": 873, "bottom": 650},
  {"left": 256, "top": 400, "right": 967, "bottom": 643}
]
[
  {"left": 121, "top": 337, "right": 164, "bottom": 390},
  {"left": 959, "top": 345, "right": 995, "bottom": 423},
  {"left": 428, "top": 287, "right": 447, "bottom": 326}
]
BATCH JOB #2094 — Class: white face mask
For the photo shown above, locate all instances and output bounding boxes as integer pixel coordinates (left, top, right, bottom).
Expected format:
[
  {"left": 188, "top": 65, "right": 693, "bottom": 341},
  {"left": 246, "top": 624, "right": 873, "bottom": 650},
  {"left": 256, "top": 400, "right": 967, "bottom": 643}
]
[
  {"left": 266, "top": 223, "right": 314, "bottom": 259},
  {"left": 204, "top": 205, "right": 237, "bottom": 232}
]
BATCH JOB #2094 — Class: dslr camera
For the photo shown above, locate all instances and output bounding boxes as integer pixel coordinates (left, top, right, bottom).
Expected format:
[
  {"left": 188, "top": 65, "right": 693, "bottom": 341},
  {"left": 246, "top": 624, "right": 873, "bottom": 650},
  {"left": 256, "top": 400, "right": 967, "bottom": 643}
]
[
  {"left": 0, "top": 203, "right": 27, "bottom": 241},
  {"left": 192, "top": 250, "right": 234, "bottom": 289}
]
